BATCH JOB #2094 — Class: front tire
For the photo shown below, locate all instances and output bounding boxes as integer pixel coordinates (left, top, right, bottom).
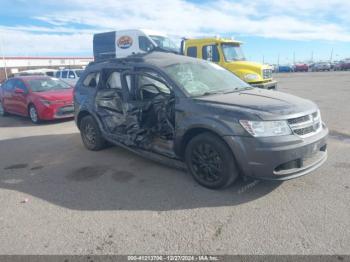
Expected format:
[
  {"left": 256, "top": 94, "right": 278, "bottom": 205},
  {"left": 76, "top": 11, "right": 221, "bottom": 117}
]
[
  {"left": 185, "top": 132, "right": 239, "bottom": 189},
  {"left": 29, "top": 105, "right": 40, "bottom": 124},
  {"left": 80, "top": 115, "right": 106, "bottom": 151}
]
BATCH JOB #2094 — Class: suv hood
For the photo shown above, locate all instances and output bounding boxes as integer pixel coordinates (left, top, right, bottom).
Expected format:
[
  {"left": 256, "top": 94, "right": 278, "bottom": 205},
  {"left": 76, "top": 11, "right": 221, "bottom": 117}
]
[
  {"left": 194, "top": 88, "right": 317, "bottom": 120},
  {"left": 34, "top": 88, "right": 73, "bottom": 102}
]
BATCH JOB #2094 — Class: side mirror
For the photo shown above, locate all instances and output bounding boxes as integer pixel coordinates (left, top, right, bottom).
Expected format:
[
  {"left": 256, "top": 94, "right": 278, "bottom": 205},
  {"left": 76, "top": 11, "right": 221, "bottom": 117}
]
[
  {"left": 69, "top": 75, "right": 75, "bottom": 79},
  {"left": 14, "top": 87, "right": 25, "bottom": 94}
]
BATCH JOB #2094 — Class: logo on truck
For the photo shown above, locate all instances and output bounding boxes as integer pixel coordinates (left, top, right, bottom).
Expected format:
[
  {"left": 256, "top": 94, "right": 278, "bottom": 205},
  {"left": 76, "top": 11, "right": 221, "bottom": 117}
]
[{"left": 117, "top": 35, "right": 133, "bottom": 49}]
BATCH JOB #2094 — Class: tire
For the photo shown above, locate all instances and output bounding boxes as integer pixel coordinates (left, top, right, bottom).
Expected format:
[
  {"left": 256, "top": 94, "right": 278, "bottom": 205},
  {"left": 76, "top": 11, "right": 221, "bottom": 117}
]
[
  {"left": 80, "top": 115, "right": 107, "bottom": 151},
  {"left": 185, "top": 132, "right": 239, "bottom": 189},
  {"left": 0, "top": 100, "right": 8, "bottom": 116},
  {"left": 29, "top": 104, "right": 41, "bottom": 124}
]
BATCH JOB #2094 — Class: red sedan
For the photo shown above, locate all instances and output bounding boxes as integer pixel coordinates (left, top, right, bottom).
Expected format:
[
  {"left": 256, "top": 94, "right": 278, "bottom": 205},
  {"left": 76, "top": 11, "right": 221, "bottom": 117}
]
[
  {"left": 0, "top": 76, "right": 74, "bottom": 124},
  {"left": 294, "top": 63, "right": 309, "bottom": 72}
]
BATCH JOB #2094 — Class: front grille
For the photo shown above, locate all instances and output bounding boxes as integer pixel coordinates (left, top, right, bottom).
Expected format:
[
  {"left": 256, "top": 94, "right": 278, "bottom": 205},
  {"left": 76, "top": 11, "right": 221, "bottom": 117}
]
[
  {"left": 288, "top": 111, "right": 322, "bottom": 138},
  {"left": 293, "top": 126, "right": 314, "bottom": 136},
  {"left": 287, "top": 115, "right": 310, "bottom": 125},
  {"left": 263, "top": 69, "right": 272, "bottom": 79}
]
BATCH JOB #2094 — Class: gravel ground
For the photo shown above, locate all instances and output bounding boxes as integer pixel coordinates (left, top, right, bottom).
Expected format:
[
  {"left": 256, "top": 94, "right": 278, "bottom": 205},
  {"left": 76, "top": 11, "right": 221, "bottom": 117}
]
[{"left": 0, "top": 71, "right": 349, "bottom": 255}]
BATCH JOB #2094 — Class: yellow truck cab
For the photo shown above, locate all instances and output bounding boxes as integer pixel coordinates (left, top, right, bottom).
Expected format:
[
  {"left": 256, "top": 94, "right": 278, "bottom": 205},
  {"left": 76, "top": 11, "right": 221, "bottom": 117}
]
[{"left": 181, "top": 37, "right": 277, "bottom": 89}]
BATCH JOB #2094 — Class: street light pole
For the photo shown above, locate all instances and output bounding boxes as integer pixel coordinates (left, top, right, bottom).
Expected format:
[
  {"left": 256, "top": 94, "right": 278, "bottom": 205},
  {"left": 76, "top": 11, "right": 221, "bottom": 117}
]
[{"left": 0, "top": 31, "right": 8, "bottom": 80}]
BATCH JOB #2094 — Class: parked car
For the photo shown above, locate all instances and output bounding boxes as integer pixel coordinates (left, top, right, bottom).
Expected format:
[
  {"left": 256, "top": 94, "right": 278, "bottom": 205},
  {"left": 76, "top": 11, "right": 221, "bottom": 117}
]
[
  {"left": 277, "top": 65, "right": 293, "bottom": 72},
  {"left": 311, "top": 62, "right": 331, "bottom": 71},
  {"left": 339, "top": 59, "right": 350, "bottom": 70},
  {"left": 333, "top": 61, "right": 343, "bottom": 71},
  {"left": 55, "top": 69, "right": 84, "bottom": 86},
  {"left": 294, "top": 63, "right": 309, "bottom": 72},
  {"left": 14, "top": 68, "right": 57, "bottom": 77},
  {"left": 0, "top": 76, "right": 74, "bottom": 123},
  {"left": 74, "top": 52, "right": 328, "bottom": 189}
]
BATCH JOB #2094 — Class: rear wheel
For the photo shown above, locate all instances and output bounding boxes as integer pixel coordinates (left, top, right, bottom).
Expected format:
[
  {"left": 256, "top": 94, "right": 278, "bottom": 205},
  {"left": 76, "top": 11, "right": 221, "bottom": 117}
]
[
  {"left": 185, "top": 132, "right": 239, "bottom": 189},
  {"left": 29, "top": 104, "right": 40, "bottom": 124},
  {"left": 80, "top": 115, "right": 107, "bottom": 151},
  {"left": 0, "top": 100, "right": 8, "bottom": 116}
]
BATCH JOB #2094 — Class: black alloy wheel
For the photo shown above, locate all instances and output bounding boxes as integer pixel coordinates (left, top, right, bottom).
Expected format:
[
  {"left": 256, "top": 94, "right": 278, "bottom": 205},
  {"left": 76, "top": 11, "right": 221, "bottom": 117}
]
[
  {"left": 80, "top": 115, "right": 106, "bottom": 151},
  {"left": 185, "top": 132, "right": 239, "bottom": 189}
]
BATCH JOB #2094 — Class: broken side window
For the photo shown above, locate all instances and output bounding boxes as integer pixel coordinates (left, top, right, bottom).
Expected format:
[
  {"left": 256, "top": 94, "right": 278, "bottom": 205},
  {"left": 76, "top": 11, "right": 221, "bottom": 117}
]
[
  {"left": 106, "top": 71, "right": 122, "bottom": 89},
  {"left": 138, "top": 73, "right": 171, "bottom": 98},
  {"left": 83, "top": 72, "right": 100, "bottom": 88}
]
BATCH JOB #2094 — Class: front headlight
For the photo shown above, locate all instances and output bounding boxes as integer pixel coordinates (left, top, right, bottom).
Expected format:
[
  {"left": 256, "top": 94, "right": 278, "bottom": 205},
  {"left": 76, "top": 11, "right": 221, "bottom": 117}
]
[
  {"left": 240, "top": 120, "right": 292, "bottom": 137},
  {"left": 39, "top": 98, "right": 51, "bottom": 106},
  {"left": 244, "top": 73, "right": 260, "bottom": 81}
]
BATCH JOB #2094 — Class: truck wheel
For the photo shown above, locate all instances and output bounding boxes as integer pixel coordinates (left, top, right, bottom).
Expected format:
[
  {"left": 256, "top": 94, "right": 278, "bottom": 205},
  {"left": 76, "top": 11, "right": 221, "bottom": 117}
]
[
  {"left": 80, "top": 115, "right": 106, "bottom": 151},
  {"left": 185, "top": 132, "right": 239, "bottom": 189},
  {"left": 0, "top": 101, "right": 8, "bottom": 116},
  {"left": 29, "top": 105, "right": 41, "bottom": 124}
]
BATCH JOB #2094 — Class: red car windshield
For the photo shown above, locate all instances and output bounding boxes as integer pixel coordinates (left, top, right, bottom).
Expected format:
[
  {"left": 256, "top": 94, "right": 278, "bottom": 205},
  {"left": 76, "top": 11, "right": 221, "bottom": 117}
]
[{"left": 28, "top": 78, "right": 71, "bottom": 92}]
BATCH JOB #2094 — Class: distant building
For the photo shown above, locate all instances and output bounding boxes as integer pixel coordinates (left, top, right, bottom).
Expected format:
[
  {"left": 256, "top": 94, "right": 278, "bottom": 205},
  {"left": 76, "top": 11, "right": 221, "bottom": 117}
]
[{"left": 0, "top": 56, "right": 93, "bottom": 82}]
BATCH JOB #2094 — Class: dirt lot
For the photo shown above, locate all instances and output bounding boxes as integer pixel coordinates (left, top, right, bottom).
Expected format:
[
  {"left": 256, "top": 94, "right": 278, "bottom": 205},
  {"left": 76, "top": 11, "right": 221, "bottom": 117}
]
[{"left": 0, "top": 71, "right": 349, "bottom": 255}]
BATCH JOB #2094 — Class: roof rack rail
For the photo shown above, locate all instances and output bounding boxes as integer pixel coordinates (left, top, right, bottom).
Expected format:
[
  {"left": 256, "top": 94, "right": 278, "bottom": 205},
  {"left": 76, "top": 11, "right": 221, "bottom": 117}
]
[{"left": 89, "top": 56, "right": 145, "bottom": 65}]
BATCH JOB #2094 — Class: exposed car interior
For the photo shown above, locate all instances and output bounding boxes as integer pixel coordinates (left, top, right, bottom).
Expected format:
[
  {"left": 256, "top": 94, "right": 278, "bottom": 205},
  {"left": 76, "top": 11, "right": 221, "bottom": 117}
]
[{"left": 95, "top": 69, "right": 175, "bottom": 157}]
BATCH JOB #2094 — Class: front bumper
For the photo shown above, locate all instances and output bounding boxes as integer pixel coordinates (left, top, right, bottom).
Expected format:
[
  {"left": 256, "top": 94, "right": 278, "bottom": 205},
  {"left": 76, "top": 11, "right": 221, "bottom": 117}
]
[
  {"left": 223, "top": 124, "right": 328, "bottom": 181},
  {"left": 251, "top": 80, "right": 277, "bottom": 90},
  {"left": 37, "top": 103, "right": 74, "bottom": 120}
]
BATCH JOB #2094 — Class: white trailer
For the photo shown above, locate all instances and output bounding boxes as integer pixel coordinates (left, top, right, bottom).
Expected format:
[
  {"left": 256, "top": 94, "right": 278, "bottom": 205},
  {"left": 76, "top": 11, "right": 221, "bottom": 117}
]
[{"left": 93, "top": 29, "right": 178, "bottom": 60}]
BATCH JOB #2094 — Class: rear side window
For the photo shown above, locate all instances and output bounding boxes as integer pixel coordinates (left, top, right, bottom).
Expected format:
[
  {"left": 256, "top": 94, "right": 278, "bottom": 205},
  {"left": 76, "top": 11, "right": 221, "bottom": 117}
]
[
  {"left": 202, "top": 45, "right": 220, "bottom": 62},
  {"left": 55, "top": 71, "right": 61, "bottom": 78},
  {"left": 187, "top": 47, "right": 197, "bottom": 58},
  {"left": 82, "top": 72, "right": 100, "bottom": 88},
  {"left": 106, "top": 72, "right": 122, "bottom": 89},
  {"left": 61, "top": 70, "right": 68, "bottom": 78},
  {"left": 15, "top": 80, "right": 28, "bottom": 92}
]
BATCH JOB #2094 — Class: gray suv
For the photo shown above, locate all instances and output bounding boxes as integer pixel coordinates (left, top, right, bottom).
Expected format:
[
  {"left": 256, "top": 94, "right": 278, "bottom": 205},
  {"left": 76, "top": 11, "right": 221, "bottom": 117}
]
[{"left": 74, "top": 52, "right": 328, "bottom": 189}]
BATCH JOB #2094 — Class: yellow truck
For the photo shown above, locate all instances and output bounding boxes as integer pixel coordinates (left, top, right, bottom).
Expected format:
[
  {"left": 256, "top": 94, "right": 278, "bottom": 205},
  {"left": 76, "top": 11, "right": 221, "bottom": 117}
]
[{"left": 180, "top": 37, "right": 277, "bottom": 89}]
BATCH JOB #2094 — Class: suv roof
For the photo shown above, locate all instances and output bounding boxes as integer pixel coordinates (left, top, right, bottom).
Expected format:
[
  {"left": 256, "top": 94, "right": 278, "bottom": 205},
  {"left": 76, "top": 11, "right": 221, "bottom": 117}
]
[{"left": 87, "top": 51, "right": 201, "bottom": 71}]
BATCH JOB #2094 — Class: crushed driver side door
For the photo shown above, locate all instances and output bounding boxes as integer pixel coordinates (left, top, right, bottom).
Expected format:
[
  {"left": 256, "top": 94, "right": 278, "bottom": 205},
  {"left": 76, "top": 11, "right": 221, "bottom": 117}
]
[{"left": 95, "top": 68, "right": 141, "bottom": 145}]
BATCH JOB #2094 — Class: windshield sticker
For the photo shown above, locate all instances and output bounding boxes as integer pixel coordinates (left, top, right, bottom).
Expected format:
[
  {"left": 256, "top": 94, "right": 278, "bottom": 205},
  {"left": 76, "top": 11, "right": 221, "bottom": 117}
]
[{"left": 117, "top": 36, "right": 133, "bottom": 49}]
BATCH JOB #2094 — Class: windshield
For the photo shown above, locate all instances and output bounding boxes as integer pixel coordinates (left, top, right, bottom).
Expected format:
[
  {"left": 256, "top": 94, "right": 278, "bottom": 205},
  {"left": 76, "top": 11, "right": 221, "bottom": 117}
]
[
  {"left": 149, "top": 35, "right": 178, "bottom": 52},
  {"left": 222, "top": 44, "right": 246, "bottom": 61},
  {"left": 163, "top": 60, "right": 251, "bottom": 97},
  {"left": 28, "top": 78, "right": 71, "bottom": 92}
]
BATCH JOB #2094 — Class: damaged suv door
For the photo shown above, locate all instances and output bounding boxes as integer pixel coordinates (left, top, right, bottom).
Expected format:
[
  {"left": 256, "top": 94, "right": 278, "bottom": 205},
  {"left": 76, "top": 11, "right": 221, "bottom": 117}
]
[
  {"left": 82, "top": 66, "right": 176, "bottom": 158},
  {"left": 94, "top": 69, "right": 135, "bottom": 145}
]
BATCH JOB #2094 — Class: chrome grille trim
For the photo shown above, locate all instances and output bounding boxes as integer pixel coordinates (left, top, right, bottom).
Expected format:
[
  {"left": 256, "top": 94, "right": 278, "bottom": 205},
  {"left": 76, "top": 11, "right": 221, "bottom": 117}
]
[
  {"left": 288, "top": 111, "right": 322, "bottom": 138},
  {"left": 263, "top": 69, "right": 272, "bottom": 79}
]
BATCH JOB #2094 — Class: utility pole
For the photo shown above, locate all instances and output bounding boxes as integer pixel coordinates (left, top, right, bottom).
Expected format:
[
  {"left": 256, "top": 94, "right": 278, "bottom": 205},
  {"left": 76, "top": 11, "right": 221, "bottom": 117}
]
[
  {"left": 293, "top": 51, "right": 295, "bottom": 64},
  {"left": 311, "top": 51, "right": 314, "bottom": 63},
  {"left": 330, "top": 48, "right": 333, "bottom": 62},
  {"left": 0, "top": 31, "right": 8, "bottom": 80}
]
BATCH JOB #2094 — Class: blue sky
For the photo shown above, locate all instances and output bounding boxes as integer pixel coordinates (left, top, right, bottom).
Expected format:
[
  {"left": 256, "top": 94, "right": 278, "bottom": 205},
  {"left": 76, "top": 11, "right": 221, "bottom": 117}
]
[{"left": 0, "top": 0, "right": 349, "bottom": 64}]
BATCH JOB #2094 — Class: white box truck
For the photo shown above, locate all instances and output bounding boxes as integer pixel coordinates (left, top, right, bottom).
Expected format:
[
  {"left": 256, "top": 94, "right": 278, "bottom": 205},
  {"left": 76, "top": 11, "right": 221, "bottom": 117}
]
[{"left": 93, "top": 29, "right": 179, "bottom": 61}]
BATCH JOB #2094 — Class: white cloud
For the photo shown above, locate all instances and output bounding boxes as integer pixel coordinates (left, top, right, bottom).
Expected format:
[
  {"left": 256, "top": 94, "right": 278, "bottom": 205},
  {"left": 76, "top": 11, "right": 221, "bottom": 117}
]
[
  {"left": 1, "top": 0, "right": 350, "bottom": 55},
  {"left": 0, "top": 29, "right": 91, "bottom": 55}
]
